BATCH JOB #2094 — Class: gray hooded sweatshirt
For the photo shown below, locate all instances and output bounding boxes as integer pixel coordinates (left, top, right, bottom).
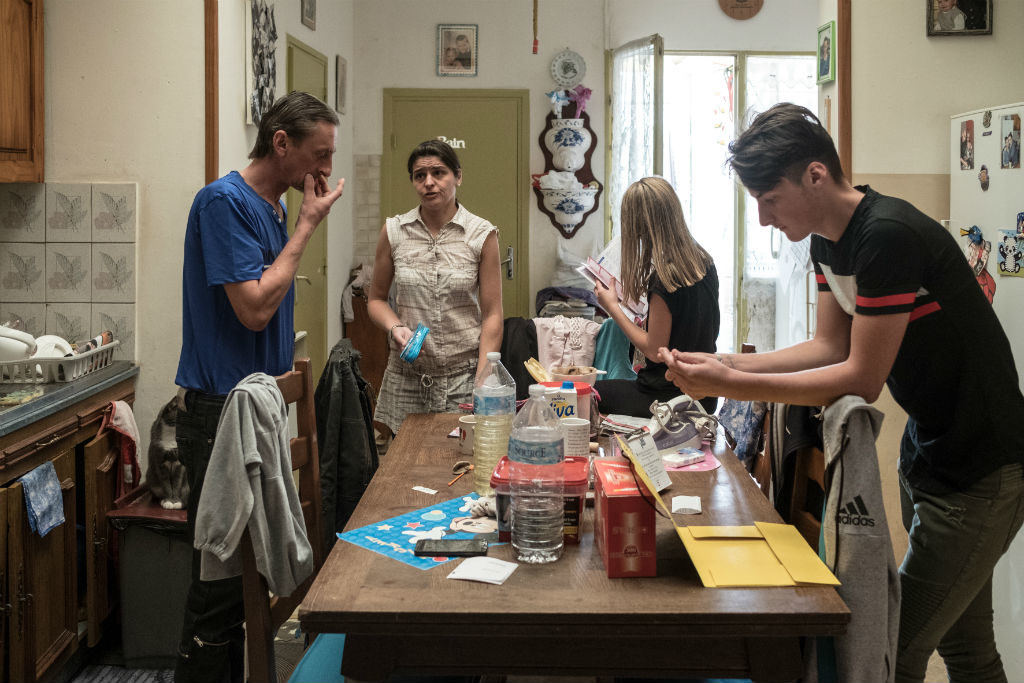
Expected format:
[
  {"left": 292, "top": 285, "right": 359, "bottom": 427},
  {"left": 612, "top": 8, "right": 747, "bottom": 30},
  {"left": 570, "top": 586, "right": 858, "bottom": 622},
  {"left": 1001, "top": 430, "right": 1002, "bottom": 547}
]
[
  {"left": 818, "top": 394, "right": 900, "bottom": 682},
  {"left": 194, "top": 372, "right": 313, "bottom": 597}
]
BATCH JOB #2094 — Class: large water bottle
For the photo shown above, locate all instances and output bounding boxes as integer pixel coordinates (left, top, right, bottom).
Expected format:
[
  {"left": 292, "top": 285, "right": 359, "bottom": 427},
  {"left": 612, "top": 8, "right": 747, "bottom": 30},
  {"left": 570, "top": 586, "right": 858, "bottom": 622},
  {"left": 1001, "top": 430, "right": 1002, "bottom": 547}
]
[
  {"left": 508, "top": 384, "right": 565, "bottom": 564},
  {"left": 472, "top": 351, "right": 516, "bottom": 496}
]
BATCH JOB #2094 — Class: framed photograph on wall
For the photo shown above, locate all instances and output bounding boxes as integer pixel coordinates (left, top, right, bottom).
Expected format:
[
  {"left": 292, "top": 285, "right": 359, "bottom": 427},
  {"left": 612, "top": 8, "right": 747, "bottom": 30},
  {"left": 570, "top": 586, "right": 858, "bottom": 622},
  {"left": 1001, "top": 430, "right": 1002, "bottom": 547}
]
[
  {"left": 927, "top": 0, "right": 992, "bottom": 36},
  {"left": 335, "top": 55, "right": 347, "bottom": 115},
  {"left": 816, "top": 21, "right": 835, "bottom": 85},
  {"left": 301, "top": 0, "right": 316, "bottom": 30},
  {"left": 437, "top": 24, "right": 478, "bottom": 77}
]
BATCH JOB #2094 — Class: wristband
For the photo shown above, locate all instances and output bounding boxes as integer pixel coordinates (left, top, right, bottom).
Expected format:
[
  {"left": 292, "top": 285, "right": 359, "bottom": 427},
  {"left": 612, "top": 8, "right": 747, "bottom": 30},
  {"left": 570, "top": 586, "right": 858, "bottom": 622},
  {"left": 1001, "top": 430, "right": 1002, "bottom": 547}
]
[{"left": 388, "top": 322, "right": 405, "bottom": 345}]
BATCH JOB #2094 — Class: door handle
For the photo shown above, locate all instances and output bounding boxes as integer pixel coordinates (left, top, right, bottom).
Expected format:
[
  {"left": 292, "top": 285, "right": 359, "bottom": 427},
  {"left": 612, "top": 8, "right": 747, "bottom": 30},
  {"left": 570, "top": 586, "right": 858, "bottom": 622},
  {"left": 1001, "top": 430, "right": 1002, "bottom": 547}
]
[
  {"left": 295, "top": 275, "right": 312, "bottom": 285},
  {"left": 500, "top": 246, "right": 514, "bottom": 280}
]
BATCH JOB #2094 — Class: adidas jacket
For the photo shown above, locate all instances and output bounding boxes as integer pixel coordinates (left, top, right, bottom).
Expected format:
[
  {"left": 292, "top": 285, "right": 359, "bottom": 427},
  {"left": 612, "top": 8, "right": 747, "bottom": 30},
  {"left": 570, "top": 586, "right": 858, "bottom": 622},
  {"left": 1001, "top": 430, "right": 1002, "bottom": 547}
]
[{"left": 820, "top": 395, "right": 900, "bottom": 682}]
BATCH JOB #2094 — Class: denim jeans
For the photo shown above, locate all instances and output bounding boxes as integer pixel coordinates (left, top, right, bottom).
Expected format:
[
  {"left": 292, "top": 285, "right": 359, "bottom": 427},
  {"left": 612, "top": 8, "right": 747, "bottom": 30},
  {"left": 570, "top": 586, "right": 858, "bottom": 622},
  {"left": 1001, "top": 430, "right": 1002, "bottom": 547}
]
[
  {"left": 896, "top": 462, "right": 1024, "bottom": 683},
  {"left": 174, "top": 390, "right": 245, "bottom": 683}
]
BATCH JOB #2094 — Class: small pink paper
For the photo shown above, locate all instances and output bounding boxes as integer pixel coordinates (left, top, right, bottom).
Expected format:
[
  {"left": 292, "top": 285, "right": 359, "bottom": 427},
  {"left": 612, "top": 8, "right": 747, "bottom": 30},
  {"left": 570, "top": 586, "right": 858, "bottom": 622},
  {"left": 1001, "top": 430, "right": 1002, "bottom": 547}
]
[{"left": 665, "top": 450, "right": 721, "bottom": 472}]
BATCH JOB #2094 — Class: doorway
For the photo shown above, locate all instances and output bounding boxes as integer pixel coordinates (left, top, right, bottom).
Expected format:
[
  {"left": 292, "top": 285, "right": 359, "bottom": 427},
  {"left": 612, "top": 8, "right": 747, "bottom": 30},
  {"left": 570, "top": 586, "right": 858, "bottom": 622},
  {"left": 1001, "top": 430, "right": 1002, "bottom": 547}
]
[
  {"left": 382, "top": 89, "right": 530, "bottom": 317},
  {"left": 285, "top": 35, "right": 329, "bottom": 375}
]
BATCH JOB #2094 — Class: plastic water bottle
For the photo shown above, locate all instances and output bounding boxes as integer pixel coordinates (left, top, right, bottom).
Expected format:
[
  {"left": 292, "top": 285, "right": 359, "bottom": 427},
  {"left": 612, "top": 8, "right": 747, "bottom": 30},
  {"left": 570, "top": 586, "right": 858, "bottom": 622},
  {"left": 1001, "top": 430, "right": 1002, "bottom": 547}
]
[
  {"left": 472, "top": 351, "right": 516, "bottom": 496},
  {"left": 509, "top": 384, "right": 565, "bottom": 564}
]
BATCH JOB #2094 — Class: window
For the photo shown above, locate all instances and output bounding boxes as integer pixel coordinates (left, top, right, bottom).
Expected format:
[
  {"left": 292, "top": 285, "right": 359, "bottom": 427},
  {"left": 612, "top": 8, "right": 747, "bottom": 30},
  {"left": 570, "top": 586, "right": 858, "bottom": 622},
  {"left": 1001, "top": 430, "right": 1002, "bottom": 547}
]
[{"left": 611, "top": 48, "right": 814, "bottom": 352}]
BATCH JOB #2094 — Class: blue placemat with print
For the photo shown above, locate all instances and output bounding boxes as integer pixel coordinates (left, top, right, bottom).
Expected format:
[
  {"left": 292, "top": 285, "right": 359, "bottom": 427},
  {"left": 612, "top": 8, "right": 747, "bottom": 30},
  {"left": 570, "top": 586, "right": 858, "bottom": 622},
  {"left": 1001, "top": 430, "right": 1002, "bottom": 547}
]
[{"left": 338, "top": 493, "right": 501, "bottom": 570}]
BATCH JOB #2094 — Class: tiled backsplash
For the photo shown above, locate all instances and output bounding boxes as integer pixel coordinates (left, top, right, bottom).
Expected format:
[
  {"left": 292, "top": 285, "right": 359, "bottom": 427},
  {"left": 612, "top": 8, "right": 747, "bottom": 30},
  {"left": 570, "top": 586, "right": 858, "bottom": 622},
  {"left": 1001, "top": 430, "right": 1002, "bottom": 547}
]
[
  {"left": 353, "top": 154, "right": 381, "bottom": 267},
  {"left": 0, "top": 182, "right": 136, "bottom": 361}
]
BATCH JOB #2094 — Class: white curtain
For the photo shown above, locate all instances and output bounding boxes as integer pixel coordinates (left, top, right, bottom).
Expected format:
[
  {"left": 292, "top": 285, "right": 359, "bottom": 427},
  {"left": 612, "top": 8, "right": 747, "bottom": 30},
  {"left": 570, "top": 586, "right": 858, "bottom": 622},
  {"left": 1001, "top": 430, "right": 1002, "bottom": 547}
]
[{"left": 608, "top": 34, "right": 662, "bottom": 239}]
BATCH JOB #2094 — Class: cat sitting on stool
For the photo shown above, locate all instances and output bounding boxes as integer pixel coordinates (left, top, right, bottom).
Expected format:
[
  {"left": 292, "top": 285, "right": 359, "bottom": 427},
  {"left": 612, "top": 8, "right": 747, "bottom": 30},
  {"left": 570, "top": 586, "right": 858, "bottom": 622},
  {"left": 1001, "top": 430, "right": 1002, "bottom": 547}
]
[{"left": 146, "top": 393, "right": 190, "bottom": 510}]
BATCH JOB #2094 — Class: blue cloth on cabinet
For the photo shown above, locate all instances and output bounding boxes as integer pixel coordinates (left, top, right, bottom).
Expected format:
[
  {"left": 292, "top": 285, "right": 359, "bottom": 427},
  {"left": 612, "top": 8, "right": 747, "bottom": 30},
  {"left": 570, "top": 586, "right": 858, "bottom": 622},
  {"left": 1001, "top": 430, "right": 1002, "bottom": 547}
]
[{"left": 19, "top": 461, "right": 65, "bottom": 537}]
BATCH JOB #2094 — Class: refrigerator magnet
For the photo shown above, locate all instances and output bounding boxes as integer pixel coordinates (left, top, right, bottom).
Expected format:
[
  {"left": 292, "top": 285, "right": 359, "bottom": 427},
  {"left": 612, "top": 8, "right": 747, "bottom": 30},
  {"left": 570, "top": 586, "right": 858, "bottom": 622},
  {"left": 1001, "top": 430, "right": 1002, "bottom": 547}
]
[
  {"left": 979, "top": 165, "right": 990, "bottom": 191},
  {"left": 996, "top": 230, "right": 1024, "bottom": 277}
]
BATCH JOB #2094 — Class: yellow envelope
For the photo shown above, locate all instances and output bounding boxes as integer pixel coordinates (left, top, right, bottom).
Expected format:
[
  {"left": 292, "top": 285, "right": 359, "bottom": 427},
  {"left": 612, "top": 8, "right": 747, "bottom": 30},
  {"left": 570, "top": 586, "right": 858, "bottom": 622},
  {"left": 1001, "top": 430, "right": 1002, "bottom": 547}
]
[
  {"left": 616, "top": 434, "right": 840, "bottom": 588},
  {"left": 677, "top": 523, "right": 840, "bottom": 587}
]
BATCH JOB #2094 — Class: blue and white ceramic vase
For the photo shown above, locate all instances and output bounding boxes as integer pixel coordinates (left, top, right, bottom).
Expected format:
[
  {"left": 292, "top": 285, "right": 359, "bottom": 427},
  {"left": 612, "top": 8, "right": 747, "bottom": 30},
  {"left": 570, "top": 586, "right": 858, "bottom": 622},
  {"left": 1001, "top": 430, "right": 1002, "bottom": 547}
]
[
  {"left": 543, "top": 118, "right": 592, "bottom": 172},
  {"left": 540, "top": 187, "right": 599, "bottom": 234}
]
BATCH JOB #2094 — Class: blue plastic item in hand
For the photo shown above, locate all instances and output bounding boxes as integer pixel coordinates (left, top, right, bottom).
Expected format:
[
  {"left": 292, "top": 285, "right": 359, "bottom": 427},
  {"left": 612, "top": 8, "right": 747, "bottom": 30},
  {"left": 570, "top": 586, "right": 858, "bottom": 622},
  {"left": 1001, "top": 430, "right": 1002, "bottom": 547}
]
[{"left": 400, "top": 323, "right": 430, "bottom": 362}]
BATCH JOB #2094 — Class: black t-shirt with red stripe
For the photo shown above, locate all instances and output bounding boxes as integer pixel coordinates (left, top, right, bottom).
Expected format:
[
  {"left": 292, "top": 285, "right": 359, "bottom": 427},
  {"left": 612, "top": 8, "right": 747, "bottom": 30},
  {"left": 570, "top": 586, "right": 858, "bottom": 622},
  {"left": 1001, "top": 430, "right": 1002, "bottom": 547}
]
[{"left": 811, "top": 186, "right": 1024, "bottom": 493}]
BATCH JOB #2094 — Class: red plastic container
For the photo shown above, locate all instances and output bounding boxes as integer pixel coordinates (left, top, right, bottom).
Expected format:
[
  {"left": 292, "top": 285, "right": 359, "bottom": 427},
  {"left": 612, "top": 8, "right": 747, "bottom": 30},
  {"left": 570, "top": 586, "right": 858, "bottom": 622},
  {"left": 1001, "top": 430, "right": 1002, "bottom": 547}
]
[{"left": 490, "top": 455, "right": 589, "bottom": 543}]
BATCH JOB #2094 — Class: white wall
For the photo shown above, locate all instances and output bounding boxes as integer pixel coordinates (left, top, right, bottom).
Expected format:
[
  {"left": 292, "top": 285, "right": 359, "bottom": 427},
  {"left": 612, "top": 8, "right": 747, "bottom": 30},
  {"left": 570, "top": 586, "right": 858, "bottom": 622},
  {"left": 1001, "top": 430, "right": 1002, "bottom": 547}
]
[
  {"left": 853, "top": 0, "right": 1024, "bottom": 175},
  {"left": 45, "top": 0, "right": 354, "bottom": 458},
  {"left": 606, "top": 0, "right": 816, "bottom": 52},
  {"left": 45, "top": 0, "right": 205, "bottom": 456},
  {"left": 219, "top": 0, "right": 355, "bottom": 352},
  {"left": 353, "top": 0, "right": 608, "bottom": 306}
]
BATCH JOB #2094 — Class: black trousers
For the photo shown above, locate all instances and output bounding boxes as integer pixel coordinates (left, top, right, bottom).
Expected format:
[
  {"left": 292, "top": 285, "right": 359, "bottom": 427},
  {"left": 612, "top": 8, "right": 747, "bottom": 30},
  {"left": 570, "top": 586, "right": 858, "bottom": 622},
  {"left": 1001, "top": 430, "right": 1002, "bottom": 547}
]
[{"left": 175, "top": 390, "right": 244, "bottom": 683}]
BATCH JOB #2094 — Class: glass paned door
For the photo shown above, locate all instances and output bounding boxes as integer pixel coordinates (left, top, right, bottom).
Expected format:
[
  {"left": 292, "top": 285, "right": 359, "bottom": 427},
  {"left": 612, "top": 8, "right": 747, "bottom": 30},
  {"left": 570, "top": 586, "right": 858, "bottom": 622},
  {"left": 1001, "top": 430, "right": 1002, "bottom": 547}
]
[
  {"left": 742, "top": 55, "right": 816, "bottom": 351},
  {"left": 662, "top": 54, "right": 738, "bottom": 352}
]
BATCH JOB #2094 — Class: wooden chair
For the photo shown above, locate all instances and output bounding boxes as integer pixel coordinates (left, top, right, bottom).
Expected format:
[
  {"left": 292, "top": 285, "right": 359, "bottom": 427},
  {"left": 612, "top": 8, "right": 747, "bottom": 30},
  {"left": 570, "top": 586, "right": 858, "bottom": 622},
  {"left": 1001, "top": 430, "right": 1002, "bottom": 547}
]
[
  {"left": 736, "top": 343, "right": 773, "bottom": 498},
  {"left": 241, "top": 358, "right": 324, "bottom": 683},
  {"left": 788, "top": 445, "right": 825, "bottom": 550}
]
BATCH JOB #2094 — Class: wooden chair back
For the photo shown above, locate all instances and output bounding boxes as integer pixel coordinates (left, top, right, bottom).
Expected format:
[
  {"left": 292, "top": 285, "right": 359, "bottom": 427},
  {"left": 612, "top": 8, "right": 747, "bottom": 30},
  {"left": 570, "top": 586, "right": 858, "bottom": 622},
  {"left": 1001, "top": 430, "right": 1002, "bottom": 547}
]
[
  {"left": 737, "top": 344, "right": 772, "bottom": 498},
  {"left": 789, "top": 445, "right": 825, "bottom": 550},
  {"left": 241, "top": 358, "right": 323, "bottom": 683}
]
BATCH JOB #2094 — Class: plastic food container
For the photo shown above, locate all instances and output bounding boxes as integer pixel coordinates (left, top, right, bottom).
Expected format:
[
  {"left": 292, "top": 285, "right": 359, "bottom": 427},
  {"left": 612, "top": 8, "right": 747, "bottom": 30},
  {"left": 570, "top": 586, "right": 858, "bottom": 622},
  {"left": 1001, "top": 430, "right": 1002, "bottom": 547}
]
[
  {"left": 490, "top": 455, "right": 589, "bottom": 544},
  {"left": 540, "top": 380, "right": 592, "bottom": 421},
  {"left": 549, "top": 364, "right": 602, "bottom": 385}
]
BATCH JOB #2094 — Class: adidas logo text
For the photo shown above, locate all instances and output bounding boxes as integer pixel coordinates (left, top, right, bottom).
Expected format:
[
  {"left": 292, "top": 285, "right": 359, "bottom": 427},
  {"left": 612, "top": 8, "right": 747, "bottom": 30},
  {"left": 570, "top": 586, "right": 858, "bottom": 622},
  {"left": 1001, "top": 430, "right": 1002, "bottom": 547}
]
[{"left": 837, "top": 494, "right": 876, "bottom": 527}]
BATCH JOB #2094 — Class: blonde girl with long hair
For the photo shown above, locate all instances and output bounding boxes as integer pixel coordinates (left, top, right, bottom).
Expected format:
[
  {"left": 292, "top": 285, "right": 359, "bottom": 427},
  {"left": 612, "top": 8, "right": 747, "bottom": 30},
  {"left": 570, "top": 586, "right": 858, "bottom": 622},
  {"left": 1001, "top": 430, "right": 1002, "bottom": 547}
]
[{"left": 593, "top": 176, "right": 720, "bottom": 416}]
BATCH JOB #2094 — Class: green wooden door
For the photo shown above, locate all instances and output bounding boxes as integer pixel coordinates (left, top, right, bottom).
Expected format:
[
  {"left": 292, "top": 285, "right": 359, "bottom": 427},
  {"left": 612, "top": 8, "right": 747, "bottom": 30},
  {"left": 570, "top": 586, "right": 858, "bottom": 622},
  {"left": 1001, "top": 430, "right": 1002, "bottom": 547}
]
[
  {"left": 286, "top": 35, "right": 329, "bottom": 374},
  {"left": 382, "top": 89, "right": 530, "bottom": 317}
]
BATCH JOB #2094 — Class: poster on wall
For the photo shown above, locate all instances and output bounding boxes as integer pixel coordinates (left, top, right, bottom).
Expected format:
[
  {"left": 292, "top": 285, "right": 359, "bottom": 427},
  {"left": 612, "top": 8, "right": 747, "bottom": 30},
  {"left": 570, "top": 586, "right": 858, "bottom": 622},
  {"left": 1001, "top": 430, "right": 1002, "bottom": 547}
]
[{"left": 245, "top": 0, "right": 278, "bottom": 125}]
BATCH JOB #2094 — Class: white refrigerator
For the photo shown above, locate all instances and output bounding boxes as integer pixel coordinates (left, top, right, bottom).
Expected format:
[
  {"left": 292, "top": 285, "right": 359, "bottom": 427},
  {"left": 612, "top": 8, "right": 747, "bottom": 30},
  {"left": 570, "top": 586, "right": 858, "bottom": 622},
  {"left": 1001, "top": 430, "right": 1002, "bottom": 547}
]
[{"left": 949, "top": 101, "right": 1024, "bottom": 674}]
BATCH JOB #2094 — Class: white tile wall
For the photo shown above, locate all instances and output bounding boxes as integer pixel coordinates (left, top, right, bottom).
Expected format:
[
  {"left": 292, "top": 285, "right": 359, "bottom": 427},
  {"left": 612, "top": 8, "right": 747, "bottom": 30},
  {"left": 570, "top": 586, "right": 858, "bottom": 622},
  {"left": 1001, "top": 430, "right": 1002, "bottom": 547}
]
[
  {"left": 0, "top": 182, "right": 136, "bottom": 354},
  {"left": 353, "top": 154, "right": 382, "bottom": 268}
]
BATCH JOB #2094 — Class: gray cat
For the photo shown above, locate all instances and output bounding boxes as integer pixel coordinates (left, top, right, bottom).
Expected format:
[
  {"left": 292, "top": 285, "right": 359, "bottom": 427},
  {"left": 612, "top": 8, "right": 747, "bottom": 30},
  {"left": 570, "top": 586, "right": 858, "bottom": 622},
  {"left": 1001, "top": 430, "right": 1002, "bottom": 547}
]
[{"left": 146, "top": 394, "right": 190, "bottom": 510}]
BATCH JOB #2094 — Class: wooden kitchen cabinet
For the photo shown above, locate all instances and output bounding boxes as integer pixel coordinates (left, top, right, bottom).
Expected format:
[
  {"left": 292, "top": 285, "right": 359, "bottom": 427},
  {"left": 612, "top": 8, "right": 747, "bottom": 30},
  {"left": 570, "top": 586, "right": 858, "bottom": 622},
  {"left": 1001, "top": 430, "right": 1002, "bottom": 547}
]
[
  {"left": 0, "top": 365, "right": 136, "bottom": 681},
  {"left": 5, "top": 449, "right": 77, "bottom": 683},
  {"left": 0, "top": 0, "right": 45, "bottom": 183}
]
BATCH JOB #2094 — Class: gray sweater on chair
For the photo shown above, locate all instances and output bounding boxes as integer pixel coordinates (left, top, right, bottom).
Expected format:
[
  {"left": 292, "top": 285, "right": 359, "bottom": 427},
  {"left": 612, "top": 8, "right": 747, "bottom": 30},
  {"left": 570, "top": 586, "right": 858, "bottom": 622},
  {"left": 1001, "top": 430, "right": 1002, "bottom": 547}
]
[{"left": 194, "top": 372, "right": 313, "bottom": 597}]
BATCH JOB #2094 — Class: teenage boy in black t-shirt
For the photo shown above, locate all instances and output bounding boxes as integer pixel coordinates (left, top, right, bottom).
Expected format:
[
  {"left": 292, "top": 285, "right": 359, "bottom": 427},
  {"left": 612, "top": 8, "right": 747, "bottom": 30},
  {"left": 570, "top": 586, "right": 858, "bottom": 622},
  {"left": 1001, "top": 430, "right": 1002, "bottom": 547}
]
[{"left": 660, "top": 103, "right": 1024, "bottom": 683}]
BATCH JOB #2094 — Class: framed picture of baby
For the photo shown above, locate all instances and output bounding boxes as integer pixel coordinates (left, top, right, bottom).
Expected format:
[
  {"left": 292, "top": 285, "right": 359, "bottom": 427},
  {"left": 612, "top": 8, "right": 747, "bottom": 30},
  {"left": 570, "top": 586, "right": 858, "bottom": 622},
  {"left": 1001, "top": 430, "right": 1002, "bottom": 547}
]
[
  {"left": 927, "top": 0, "right": 992, "bottom": 36},
  {"left": 437, "top": 24, "right": 478, "bottom": 77}
]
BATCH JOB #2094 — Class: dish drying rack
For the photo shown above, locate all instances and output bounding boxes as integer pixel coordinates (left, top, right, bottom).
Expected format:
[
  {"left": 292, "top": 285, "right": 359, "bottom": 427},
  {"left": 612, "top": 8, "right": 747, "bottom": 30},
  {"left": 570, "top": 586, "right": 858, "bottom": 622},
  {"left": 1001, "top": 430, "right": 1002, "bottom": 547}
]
[{"left": 0, "top": 341, "right": 119, "bottom": 384}]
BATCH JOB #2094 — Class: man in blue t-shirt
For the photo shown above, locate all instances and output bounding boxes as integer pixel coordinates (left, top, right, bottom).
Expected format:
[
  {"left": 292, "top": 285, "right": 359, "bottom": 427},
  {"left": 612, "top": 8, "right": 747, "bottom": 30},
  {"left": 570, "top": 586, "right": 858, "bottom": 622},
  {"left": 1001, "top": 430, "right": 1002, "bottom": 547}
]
[
  {"left": 660, "top": 104, "right": 1024, "bottom": 682},
  {"left": 173, "top": 91, "right": 344, "bottom": 683}
]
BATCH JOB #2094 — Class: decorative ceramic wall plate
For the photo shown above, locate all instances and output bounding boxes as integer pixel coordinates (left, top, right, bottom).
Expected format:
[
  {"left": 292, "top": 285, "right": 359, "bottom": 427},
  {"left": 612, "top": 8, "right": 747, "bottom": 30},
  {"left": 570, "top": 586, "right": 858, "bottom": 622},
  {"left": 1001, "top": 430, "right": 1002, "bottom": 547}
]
[
  {"left": 718, "top": 0, "right": 764, "bottom": 20},
  {"left": 550, "top": 49, "right": 586, "bottom": 88}
]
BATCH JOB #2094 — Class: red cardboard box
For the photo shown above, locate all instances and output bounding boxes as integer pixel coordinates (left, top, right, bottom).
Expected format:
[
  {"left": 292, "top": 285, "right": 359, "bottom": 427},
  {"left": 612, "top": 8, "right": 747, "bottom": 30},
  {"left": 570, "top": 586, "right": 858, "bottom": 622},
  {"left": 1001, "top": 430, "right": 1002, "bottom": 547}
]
[{"left": 593, "top": 458, "right": 657, "bottom": 577}]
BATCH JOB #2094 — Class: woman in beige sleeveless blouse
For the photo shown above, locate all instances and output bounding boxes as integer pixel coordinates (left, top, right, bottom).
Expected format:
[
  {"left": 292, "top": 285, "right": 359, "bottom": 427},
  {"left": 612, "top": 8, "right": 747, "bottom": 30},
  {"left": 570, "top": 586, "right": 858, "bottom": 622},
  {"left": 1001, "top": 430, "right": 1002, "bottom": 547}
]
[{"left": 367, "top": 140, "right": 503, "bottom": 434}]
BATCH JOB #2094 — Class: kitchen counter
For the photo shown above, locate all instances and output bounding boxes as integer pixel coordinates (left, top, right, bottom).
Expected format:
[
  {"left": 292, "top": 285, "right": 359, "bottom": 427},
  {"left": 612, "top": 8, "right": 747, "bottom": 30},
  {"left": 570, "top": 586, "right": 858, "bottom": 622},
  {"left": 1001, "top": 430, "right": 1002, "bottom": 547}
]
[{"left": 0, "top": 361, "right": 139, "bottom": 437}]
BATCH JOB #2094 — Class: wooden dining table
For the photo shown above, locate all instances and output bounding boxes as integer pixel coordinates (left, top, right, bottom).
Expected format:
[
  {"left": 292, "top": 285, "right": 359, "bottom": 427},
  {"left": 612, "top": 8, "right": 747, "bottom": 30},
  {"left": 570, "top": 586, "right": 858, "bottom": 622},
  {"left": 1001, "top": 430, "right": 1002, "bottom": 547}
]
[{"left": 299, "top": 412, "right": 849, "bottom": 682}]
